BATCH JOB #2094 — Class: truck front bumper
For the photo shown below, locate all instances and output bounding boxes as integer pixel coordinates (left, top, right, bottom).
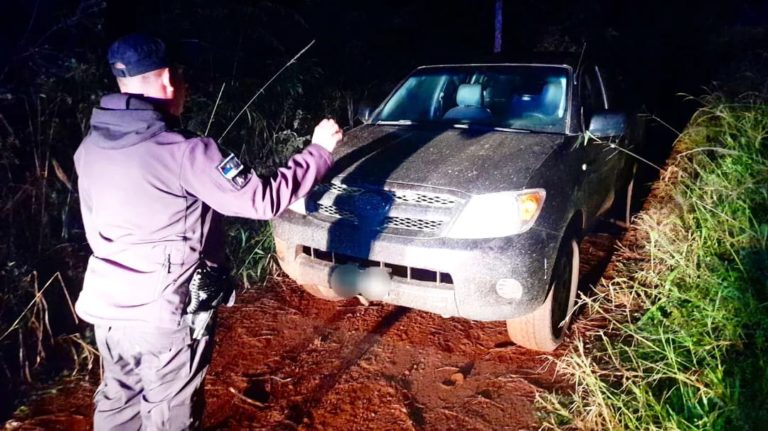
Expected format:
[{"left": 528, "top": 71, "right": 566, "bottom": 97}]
[{"left": 272, "top": 211, "right": 561, "bottom": 321}]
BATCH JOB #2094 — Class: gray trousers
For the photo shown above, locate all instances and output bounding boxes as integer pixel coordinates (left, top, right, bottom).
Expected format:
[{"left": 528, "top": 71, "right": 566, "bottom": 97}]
[{"left": 93, "top": 319, "right": 213, "bottom": 431}]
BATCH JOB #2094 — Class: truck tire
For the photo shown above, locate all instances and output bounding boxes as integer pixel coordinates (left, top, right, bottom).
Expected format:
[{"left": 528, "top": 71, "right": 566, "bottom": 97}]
[{"left": 506, "top": 237, "right": 579, "bottom": 351}]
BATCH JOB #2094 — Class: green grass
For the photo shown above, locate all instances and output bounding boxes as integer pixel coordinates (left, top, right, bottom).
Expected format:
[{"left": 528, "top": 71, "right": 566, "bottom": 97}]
[
  {"left": 226, "top": 220, "right": 277, "bottom": 287},
  {"left": 539, "top": 96, "right": 768, "bottom": 430}
]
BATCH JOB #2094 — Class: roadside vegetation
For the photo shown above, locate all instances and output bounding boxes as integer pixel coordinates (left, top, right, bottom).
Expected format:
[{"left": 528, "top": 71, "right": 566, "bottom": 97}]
[{"left": 540, "top": 95, "right": 768, "bottom": 430}]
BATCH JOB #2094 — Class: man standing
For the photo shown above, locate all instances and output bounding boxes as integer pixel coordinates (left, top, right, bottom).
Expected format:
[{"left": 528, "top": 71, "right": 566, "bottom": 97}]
[{"left": 74, "top": 33, "right": 341, "bottom": 430}]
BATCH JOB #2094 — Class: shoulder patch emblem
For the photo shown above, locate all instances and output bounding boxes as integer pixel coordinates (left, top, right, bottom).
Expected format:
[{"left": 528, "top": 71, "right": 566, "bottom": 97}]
[{"left": 217, "top": 154, "right": 251, "bottom": 190}]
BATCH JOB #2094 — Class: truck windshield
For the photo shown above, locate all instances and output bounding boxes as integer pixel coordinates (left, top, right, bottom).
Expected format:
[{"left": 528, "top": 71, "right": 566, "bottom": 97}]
[{"left": 375, "top": 65, "right": 569, "bottom": 133}]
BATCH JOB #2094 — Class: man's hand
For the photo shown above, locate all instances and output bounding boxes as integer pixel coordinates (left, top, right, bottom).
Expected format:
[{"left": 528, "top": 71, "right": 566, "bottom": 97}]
[{"left": 312, "top": 119, "right": 343, "bottom": 153}]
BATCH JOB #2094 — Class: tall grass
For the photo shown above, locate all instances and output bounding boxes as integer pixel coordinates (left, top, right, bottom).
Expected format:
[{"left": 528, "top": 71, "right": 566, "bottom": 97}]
[
  {"left": 227, "top": 221, "right": 278, "bottom": 287},
  {"left": 539, "top": 96, "right": 768, "bottom": 430}
]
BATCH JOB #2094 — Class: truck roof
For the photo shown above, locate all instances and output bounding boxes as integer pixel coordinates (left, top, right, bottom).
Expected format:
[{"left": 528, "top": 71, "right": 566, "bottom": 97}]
[{"left": 417, "top": 52, "right": 586, "bottom": 70}]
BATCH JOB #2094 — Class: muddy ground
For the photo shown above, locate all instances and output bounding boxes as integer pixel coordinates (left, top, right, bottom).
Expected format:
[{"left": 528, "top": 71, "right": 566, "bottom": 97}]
[{"left": 5, "top": 227, "right": 620, "bottom": 431}]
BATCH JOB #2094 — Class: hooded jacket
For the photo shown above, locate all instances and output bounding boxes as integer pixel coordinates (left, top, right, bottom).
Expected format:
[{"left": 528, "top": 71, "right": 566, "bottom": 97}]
[{"left": 74, "top": 94, "right": 332, "bottom": 327}]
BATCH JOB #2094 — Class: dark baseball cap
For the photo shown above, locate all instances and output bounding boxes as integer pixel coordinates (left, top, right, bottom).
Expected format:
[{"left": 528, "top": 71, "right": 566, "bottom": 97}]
[{"left": 107, "top": 33, "right": 168, "bottom": 78}]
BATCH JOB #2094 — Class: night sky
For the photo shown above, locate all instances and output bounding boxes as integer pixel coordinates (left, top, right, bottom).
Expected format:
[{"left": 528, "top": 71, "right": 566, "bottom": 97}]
[{"left": 2, "top": 0, "right": 767, "bottom": 129}]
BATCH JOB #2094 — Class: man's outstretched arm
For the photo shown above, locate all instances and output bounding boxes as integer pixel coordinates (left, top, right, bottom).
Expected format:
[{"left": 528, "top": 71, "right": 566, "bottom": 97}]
[{"left": 180, "top": 119, "right": 342, "bottom": 220}]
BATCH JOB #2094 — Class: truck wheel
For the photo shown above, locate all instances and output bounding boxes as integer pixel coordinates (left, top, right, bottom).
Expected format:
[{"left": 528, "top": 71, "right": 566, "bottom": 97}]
[
  {"left": 506, "top": 237, "right": 579, "bottom": 351},
  {"left": 300, "top": 283, "right": 346, "bottom": 301}
]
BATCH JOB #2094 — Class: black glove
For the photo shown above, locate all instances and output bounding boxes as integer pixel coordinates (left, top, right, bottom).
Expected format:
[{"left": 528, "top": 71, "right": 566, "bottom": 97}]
[{"left": 186, "top": 263, "right": 233, "bottom": 314}]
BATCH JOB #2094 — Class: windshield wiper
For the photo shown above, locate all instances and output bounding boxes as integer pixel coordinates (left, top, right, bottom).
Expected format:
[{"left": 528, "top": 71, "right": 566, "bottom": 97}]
[
  {"left": 376, "top": 120, "right": 416, "bottom": 125},
  {"left": 492, "top": 126, "right": 534, "bottom": 133},
  {"left": 377, "top": 120, "right": 536, "bottom": 134},
  {"left": 451, "top": 123, "right": 532, "bottom": 133}
]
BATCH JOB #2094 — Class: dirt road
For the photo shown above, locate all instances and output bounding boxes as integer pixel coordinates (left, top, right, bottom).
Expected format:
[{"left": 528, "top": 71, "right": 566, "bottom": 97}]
[{"left": 7, "top": 230, "right": 618, "bottom": 431}]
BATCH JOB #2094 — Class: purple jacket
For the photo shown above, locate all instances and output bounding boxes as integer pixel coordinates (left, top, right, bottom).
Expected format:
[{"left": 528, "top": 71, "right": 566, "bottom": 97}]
[{"left": 74, "top": 94, "right": 332, "bottom": 327}]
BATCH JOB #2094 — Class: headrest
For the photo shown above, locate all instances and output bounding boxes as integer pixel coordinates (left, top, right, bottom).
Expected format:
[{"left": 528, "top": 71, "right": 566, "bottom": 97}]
[
  {"left": 541, "top": 80, "right": 564, "bottom": 116},
  {"left": 456, "top": 84, "right": 483, "bottom": 107}
]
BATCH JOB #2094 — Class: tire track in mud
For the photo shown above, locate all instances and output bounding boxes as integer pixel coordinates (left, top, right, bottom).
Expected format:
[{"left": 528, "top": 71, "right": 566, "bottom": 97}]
[{"left": 7, "top": 228, "right": 620, "bottom": 431}]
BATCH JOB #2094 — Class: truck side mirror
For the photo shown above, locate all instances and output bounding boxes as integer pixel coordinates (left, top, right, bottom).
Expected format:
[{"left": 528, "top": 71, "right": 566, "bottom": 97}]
[
  {"left": 587, "top": 111, "right": 627, "bottom": 138},
  {"left": 356, "top": 102, "right": 374, "bottom": 124}
]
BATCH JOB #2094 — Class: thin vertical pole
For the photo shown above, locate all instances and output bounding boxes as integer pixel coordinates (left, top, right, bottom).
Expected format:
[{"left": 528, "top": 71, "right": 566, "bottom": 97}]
[{"left": 494, "top": 0, "right": 503, "bottom": 53}]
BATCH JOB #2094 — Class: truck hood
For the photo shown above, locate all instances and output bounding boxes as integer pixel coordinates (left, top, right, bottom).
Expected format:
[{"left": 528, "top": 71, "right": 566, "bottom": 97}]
[{"left": 327, "top": 124, "right": 567, "bottom": 194}]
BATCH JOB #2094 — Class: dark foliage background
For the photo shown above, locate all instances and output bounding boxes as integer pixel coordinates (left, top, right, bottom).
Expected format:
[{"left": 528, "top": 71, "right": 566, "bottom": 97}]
[{"left": 0, "top": 0, "right": 766, "bottom": 419}]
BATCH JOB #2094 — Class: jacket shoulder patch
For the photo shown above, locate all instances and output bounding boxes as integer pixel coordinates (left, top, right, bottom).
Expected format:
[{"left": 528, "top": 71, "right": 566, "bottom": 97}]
[{"left": 217, "top": 154, "right": 252, "bottom": 190}]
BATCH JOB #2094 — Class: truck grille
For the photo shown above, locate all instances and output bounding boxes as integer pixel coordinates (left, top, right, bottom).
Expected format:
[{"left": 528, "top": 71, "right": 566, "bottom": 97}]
[
  {"left": 316, "top": 182, "right": 458, "bottom": 207},
  {"left": 316, "top": 204, "right": 444, "bottom": 232},
  {"left": 310, "top": 181, "right": 461, "bottom": 235},
  {"left": 383, "top": 216, "right": 443, "bottom": 232},
  {"left": 317, "top": 203, "right": 358, "bottom": 222},
  {"left": 302, "top": 246, "right": 454, "bottom": 285}
]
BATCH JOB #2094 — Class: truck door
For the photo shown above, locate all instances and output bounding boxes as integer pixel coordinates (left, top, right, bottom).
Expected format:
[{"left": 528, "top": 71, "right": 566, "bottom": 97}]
[{"left": 579, "top": 65, "right": 624, "bottom": 219}]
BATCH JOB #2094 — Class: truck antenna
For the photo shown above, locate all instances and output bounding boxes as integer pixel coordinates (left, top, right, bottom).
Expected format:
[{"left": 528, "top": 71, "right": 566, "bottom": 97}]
[
  {"left": 218, "top": 40, "right": 316, "bottom": 142},
  {"left": 575, "top": 42, "right": 587, "bottom": 75}
]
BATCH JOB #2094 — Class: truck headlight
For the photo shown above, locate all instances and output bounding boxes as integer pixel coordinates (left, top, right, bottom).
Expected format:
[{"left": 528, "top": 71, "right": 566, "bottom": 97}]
[{"left": 446, "top": 189, "right": 545, "bottom": 238}]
